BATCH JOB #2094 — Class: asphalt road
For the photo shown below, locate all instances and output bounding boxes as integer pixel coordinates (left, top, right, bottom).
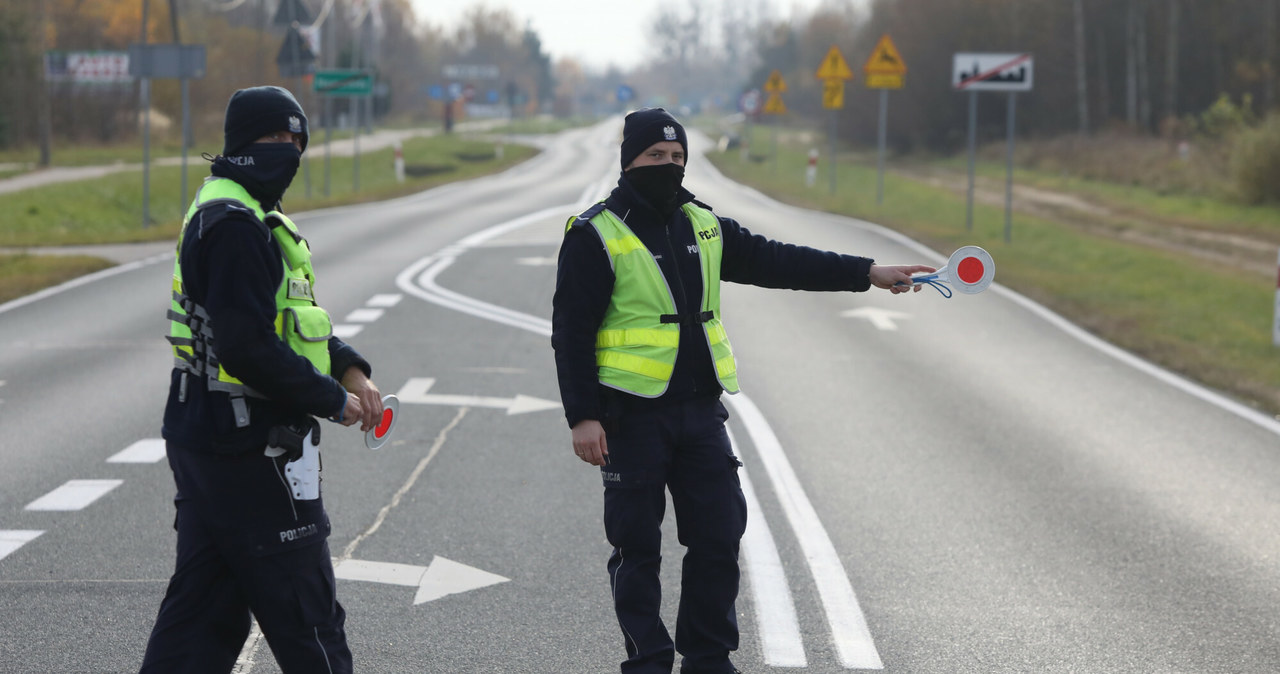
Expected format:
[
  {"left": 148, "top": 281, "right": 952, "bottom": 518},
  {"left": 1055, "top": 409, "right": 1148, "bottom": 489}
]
[{"left": 1, "top": 120, "right": 1279, "bottom": 674}]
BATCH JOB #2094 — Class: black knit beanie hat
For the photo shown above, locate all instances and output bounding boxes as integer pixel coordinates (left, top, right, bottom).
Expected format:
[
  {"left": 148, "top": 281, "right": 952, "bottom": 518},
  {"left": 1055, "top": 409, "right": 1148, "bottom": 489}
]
[
  {"left": 620, "top": 107, "right": 687, "bottom": 170},
  {"left": 222, "top": 86, "right": 309, "bottom": 156}
]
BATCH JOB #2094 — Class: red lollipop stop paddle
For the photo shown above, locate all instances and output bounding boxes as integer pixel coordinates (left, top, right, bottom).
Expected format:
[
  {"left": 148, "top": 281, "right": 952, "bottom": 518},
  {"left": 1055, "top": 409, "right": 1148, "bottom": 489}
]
[
  {"left": 364, "top": 394, "right": 400, "bottom": 450},
  {"left": 908, "top": 245, "right": 995, "bottom": 296}
]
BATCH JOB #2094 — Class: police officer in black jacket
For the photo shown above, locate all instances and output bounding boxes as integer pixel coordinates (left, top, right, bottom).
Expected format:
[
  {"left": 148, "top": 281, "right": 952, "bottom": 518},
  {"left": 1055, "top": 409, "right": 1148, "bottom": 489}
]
[
  {"left": 552, "top": 108, "right": 934, "bottom": 674},
  {"left": 139, "top": 86, "right": 382, "bottom": 674}
]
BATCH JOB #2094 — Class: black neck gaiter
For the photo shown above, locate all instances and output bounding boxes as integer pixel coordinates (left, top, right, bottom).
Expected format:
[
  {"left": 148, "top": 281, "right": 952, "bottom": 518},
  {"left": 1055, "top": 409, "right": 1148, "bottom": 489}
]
[
  {"left": 210, "top": 143, "right": 301, "bottom": 209},
  {"left": 626, "top": 163, "right": 686, "bottom": 216}
]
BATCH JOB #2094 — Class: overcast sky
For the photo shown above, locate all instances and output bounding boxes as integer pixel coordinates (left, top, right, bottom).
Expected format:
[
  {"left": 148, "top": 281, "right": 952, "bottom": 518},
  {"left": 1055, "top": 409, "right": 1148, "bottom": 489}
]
[{"left": 406, "top": 0, "right": 829, "bottom": 72}]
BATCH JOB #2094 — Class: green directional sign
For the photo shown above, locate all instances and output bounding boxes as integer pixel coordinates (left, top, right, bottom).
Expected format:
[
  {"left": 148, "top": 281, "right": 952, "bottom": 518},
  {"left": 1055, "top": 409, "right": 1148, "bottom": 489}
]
[{"left": 314, "top": 69, "right": 373, "bottom": 96}]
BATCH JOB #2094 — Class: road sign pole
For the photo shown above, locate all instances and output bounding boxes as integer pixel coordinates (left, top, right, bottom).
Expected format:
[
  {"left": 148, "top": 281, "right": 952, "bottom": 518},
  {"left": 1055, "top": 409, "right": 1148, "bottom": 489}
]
[
  {"left": 1005, "top": 92, "right": 1017, "bottom": 243},
  {"left": 966, "top": 90, "right": 977, "bottom": 232},
  {"left": 180, "top": 78, "right": 189, "bottom": 210},
  {"left": 876, "top": 89, "right": 888, "bottom": 206},
  {"left": 771, "top": 116, "right": 778, "bottom": 175},
  {"left": 324, "top": 97, "right": 332, "bottom": 197},
  {"left": 829, "top": 110, "right": 837, "bottom": 195}
]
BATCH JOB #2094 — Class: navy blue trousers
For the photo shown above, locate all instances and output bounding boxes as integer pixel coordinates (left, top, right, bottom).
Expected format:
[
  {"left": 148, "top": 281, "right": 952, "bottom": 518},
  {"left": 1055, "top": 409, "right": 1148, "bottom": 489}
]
[
  {"left": 140, "top": 443, "right": 351, "bottom": 674},
  {"left": 602, "top": 396, "right": 748, "bottom": 674}
]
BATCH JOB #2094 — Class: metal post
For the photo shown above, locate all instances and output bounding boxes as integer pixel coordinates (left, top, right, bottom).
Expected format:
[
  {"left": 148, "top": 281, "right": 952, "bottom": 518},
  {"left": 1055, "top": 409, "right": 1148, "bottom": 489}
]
[
  {"left": 1273, "top": 246, "right": 1280, "bottom": 347},
  {"left": 876, "top": 89, "right": 888, "bottom": 206},
  {"left": 324, "top": 96, "right": 332, "bottom": 197},
  {"left": 965, "top": 90, "right": 977, "bottom": 232},
  {"left": 181, "top": 77, "right": 189, "bottom": 207},
  {"left": 299, "top": 75, "right": 311, "bottom": 199},
  {"left": 771, "top": 116, "right": 778, "bottom": 175},
  {"left": 1005, "top": 92, "right": 1017, "bottom": 243},
  {"left": 828, "top": 110, "right": 837, "bottom": 195},
  {"left": 140, "top": 0, "right": 151, "bottom": 228}
]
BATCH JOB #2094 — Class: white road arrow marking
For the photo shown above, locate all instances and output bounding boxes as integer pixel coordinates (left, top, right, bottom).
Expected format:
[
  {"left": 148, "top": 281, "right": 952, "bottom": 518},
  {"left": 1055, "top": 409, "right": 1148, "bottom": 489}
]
[
  {"left": 395, "top": 377, "right": 560, "bottom": 415},
  {"left": 840, "top": 307, "right": 912, "bottom": 331},
  {"left": 333, "top": 556, "right": 509, "bottom": 605}
]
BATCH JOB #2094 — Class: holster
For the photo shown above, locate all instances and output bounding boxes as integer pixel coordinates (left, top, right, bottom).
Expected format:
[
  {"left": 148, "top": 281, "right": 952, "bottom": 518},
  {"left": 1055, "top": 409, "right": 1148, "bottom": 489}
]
[
  {"left": 267, "top": 418, "right": 321, "bottom": 462},
  {"left": 268, "top": 418, "right": 323, "bottom": 501}
]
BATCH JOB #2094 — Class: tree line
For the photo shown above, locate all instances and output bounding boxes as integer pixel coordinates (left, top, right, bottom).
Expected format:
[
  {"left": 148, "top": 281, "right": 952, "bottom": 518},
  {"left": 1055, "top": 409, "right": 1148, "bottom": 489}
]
[
  {"left": 740, "top": 0, "right": 1278, "bottom": 151},
  {"left": 0, "top": 0, "right": 556, "bottom": 157},
  {"left": 606, "top": 0, "right": 1278, "bottom": 152},
  {"left": 1, "top": 0, "right": 1276, "bottom": 156}
]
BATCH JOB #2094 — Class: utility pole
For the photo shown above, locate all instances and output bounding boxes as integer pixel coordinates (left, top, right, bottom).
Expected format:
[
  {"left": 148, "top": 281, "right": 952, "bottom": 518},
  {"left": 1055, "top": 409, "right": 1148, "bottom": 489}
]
[
  {"left": 37, "top": 0, "right": 52, "bottom": 167},
  {"left": 140, "top": 0, "right": 152, "bottom": 228}
]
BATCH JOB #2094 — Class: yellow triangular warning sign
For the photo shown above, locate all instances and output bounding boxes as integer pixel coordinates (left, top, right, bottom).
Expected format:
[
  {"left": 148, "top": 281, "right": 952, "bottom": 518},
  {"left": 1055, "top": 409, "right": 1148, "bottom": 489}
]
[
  {"left": 815, "top": 46, "right": 854, "bottom": 81},
  {"left": 764, "top": 69, "right": 787, "bottom": 94},
  {"left": 864, "top": 35, "right": 907, "bottom": 75},
  {"left": 764, "top": 93, "right": 787, "bottom": 115}
]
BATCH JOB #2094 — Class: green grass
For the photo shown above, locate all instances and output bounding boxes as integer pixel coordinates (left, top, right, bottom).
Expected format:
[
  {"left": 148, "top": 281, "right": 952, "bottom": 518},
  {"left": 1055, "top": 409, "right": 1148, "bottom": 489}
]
[
  {"left": 0, "top": 133, "right": 535, "bottom": 247},
  {"left": 0, "top": 132, "right": 537, "bottom": 303},
  {"left": 0, "top": 254, "right": 114, "bottom": 305},
  {"left": 708, "top": 123, "right": 1280, "bottom": 415},
  {"left": 958, "top": 158, "right": 1280, "bottom": 238}
]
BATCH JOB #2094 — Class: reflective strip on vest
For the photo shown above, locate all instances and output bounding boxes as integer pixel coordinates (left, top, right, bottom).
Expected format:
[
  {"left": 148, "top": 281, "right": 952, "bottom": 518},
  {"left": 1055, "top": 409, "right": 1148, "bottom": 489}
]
[
  {"left": 577, "top": 203, "right": 739, "bottom": 397},
  {"left": 166, "top": 177, "right": 333, "bottom": 426}
]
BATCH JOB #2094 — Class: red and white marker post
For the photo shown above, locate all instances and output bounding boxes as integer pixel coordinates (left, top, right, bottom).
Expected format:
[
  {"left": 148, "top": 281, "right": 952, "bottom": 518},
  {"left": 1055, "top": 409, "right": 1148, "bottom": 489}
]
[{"left": 1273, "top": 248, "right": 1280, "bottom": 347}]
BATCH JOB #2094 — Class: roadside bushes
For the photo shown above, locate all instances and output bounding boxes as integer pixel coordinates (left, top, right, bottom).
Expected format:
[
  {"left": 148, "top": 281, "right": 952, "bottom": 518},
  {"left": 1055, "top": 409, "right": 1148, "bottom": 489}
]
[{"left": 1230, "top": 114, "right": 1280, "bottom": 205}]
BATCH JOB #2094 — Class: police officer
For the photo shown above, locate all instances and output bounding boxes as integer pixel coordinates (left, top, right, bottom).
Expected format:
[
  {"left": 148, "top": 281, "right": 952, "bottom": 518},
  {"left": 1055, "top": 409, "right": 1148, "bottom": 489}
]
[
  {"left": 139, "top": 86, "right": 382, "bottom": 674},
  {"left": 552, "top": 108, "right": 934, "bottom": 674}
]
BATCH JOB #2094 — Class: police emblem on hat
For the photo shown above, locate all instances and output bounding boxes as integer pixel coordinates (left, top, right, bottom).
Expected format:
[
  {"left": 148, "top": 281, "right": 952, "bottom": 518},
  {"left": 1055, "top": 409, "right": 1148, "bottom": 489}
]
[
  {"left": 288, "top": 115, "right": 303, "bottom": 133},
  {"left": 663, "top": 125, "right": 677, "bottom": 141}
]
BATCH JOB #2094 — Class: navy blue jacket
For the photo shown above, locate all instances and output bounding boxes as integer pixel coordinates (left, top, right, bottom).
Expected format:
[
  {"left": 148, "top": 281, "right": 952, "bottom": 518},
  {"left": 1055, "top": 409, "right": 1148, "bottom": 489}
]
[
  {"left": 552, "top": 171, "right": 874, "bottom": 428},
  {"left": 162, "top": 197, "right": 370, "bottom": 454}
]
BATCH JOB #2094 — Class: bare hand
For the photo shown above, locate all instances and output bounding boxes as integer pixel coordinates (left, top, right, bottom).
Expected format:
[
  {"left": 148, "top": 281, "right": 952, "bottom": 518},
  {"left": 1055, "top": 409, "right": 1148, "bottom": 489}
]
[
  {"left": 571, "top": 420, "right": 609, "bottom": 466},
  {"left": 869, "top": 263, "right": 937, "bottom": 294},
  {"left": 340, "top": 366, "right": 383, "bottom": 432}
]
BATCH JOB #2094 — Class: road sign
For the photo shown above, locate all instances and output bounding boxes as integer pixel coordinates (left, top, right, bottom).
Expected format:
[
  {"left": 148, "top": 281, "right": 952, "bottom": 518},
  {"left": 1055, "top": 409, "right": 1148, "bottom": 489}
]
[
  {"left": 616, "top": 84, "right": 635, "bottom": 103},
  {"left": 739, "top": 89, "right": 762, "bottom": 115},
  {"left": 865, "top": 73, "right": 903, "bottom": 90},
  {"left": 864, "top": 35, "right": 905, "bottom": 89},
  {"left": 764, "top": 93, "right": 787, "bottom": 115},
  {"left": 314, "top": 69, "right": 373, "bottom": 96},
  {"left": 128, "top": 44, "right": 206, "bottom": 79},
  {"left": 953, "top": 52, "right": 1034, "bottom": 91},
  {"left": 276, "top": 25, "right": 316, "bottom": 78},
  {"left": 816, "top": 46, "right": 854, "bottom": 80},
  {"left": 864, "top": 35, "right": 906, "bottom": 75},
  {"left": 822, "top": 79, "right": 845, "bottom": 110},
  {"left": 443, "top": 64, "right": 499, "bottom": 79},
  {"left": 764, "top": 69, "right": 787, "bottom": 93}
]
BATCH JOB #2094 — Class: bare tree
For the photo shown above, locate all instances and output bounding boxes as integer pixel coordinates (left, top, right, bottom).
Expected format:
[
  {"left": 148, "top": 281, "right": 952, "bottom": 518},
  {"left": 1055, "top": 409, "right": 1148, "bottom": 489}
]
[{"left": 1164, "top": 0, "right": 1180, "bottom": 122}]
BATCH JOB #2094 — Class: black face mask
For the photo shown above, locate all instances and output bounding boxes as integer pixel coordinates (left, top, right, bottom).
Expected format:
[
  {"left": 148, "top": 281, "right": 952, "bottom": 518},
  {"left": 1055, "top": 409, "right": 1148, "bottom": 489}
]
[
  {"left": 211, "top": 143, "right": 301, "bottom": 209},
  {"left": 626, "top": 162, "right": 685, "bottom": 215}
]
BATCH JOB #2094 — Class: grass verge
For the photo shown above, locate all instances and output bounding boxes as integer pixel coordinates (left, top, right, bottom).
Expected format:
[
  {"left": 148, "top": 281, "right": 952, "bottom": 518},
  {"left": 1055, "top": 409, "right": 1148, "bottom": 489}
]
[
  {"left": 708, "top": 126, "right": 1280, "bottom": 417},
  {"left": 0, "top": 132, "right": 536, "bottom": 303}
]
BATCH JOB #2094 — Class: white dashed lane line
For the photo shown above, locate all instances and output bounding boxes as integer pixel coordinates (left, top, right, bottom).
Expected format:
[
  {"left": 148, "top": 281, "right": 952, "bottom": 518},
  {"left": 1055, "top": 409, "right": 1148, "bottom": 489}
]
[
  {"left": 332, "top": 293, "right": 403, "bottom": 340},
  {"left": 5, "top": 295, "right": 400, "bottom": 564},
  {"left": 24, "top": 479, "right": 123, "bottom": 511},
  {"left": 0, "top": 530, "right": 43, "bottom": 562},
  {"left": 107, "top": 438, "right": 167, "bottom": 463}
]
